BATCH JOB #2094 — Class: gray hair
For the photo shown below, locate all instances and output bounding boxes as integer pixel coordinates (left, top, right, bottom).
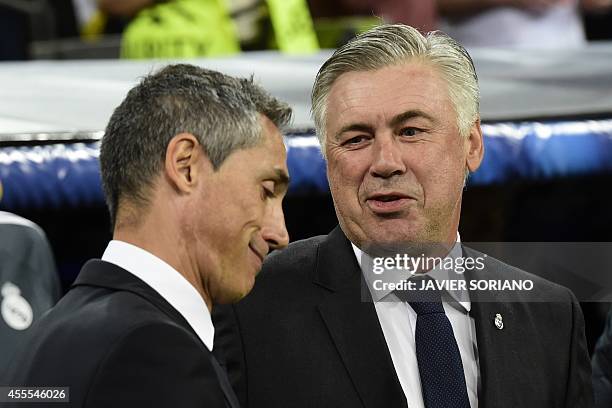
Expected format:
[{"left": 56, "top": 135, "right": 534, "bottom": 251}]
[
  {"left": 100, "top": 64, "right": 292, "bottom": 228},
  {"left": 311, "top": 24, "right": 479, "bottom": 147}
]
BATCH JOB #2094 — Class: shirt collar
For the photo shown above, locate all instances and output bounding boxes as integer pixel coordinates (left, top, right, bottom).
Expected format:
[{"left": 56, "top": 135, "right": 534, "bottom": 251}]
[
  {"left": 101, "top": 240, "right": 214, "bottom": 351},
  {"left": 352, "top": 233, "right": 471, "bottom": 312}
]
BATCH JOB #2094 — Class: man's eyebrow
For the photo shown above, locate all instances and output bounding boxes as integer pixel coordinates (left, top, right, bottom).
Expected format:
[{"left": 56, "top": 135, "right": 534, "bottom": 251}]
[
  {"left": 389, "top": 110, "right": 437, "bottom": 128},
  {"left": 272, "top": 168, "right": 290, "bottom": 189},
  {"left": 334, "top": 123, "right": 374, "bottom": 141}
]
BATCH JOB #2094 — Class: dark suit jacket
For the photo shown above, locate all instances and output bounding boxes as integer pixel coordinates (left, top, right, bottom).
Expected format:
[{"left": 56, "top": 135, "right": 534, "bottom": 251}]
[
  {"left": 2, "top": 260, "right": 240, "bottom": 408},
  {"left": 214, "top": 226, "right": 592, "bottom": 408}
]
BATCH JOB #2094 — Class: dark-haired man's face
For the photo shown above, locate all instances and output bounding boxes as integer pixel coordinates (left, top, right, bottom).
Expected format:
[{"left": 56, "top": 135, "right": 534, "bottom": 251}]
[
  {"left": 188, "top": 115, "right": 290, "bottom": 304},
  {"left": 324, "top": 62, "right": 483, "bottom": 249}
]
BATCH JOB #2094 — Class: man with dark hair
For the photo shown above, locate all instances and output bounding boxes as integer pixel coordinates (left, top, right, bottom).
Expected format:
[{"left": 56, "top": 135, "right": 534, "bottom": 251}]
[
  {"left": 214, "top": 25, "right": 592, "bottom": 408},
  {"left": 3, "top": 64, "right": 292, "bottom": 407}
]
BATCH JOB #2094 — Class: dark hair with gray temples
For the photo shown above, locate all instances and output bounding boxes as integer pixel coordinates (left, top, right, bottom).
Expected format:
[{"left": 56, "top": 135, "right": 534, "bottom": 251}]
[
  {"left": 100, "top": 64, "right": 292, "bottom": 228},
  {"left": 311, "top": 24, "right": 479, "bottom": 148}
]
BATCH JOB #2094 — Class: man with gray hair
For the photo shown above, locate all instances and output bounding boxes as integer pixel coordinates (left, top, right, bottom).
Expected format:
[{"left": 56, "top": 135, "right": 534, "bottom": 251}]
[
  {"left": 3, "top": 64, "right": 291, "bottom": 407},
  {"left": 214, "top": 25, "right": 592, "bottom": 407}
]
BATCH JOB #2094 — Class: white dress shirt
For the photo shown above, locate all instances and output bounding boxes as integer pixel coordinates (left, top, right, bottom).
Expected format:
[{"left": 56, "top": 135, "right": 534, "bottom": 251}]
[
  {"left": 101, "top": 240, "right": 214, "bottom": 351},
  {"left": 353, "top": 236, "right": 480, "bottom": 408}
]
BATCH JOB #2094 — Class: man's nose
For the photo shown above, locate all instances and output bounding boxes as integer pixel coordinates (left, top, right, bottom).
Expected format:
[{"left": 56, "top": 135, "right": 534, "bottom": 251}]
[
  {"left": 262, "top": 203, "right": 289, "bottom": 251},
  {"left": 370, "top": 135, "right": 406, "bottom": 178}
]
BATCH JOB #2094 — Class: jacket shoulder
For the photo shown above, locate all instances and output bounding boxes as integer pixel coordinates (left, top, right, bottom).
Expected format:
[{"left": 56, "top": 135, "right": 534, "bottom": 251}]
[
  {"left": 464, "top": 245, "right": 574, "bottom": 302},
  {"left": 4, "top": 287, "right": 194, "bottom": 379},
  {"left": 259, "top": 234, "right": 327, "bottom": 278},
  {"left": 2, "top": 286, "right": 204, "bottom": 404}
]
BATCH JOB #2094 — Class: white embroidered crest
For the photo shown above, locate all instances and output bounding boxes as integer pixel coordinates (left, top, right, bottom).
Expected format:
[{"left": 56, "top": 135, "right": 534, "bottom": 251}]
[{"left": 1, "top": 282, "right": 33, "bottom": 330}]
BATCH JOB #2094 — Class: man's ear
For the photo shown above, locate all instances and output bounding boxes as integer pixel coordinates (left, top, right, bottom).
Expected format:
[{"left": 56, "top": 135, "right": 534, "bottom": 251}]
[
  {"left": 164, "top": 133, "right": 208, "bottom": 193},
  {"left": 465, "top": 118, "right": 484, "bottom": 173}
]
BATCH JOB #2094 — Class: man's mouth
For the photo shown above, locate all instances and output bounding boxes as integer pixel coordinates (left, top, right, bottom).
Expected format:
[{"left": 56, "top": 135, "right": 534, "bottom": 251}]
[
  {"left": 373, "top": 195, "right": 404, "bottom": 202},
  {"left": 248, "top": 243, "right": 266, "bottom": 264},
  {"left": 366, "top": 192, "right": 414, "bottom": 214}
]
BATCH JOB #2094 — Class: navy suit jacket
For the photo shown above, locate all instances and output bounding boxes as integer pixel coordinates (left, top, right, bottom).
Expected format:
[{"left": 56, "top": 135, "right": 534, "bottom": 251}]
[{"left": 214, "top": 226, "right": 592, "bottom": 408}]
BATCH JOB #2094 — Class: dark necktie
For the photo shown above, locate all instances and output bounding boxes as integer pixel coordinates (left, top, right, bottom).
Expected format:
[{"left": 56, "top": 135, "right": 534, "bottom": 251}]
[{"left": 396, "top": 278, "right": 471, "bottom": 408}]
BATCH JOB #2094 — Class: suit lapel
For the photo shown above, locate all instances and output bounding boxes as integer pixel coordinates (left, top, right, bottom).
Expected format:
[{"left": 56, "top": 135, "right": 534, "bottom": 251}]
[
  {"left": 470, "top": 297, "right": 517, "bottom": 408},
  {"left": 463, "top": 247, "right": 524, "bottom": 408},
  {"left": 315, "top": 227, "right": 407, "bottom": 408}
]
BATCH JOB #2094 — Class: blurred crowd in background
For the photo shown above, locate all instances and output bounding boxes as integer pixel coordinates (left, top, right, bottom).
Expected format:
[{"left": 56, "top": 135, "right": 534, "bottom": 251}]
[{"left": 2, "top": 0, "right": 612, "bottom": 60}]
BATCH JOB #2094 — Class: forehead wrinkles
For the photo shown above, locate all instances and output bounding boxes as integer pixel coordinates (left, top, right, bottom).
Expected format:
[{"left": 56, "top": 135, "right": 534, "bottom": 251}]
[{"left": 327, "top": 69, "right": 449, "bottom": 132}]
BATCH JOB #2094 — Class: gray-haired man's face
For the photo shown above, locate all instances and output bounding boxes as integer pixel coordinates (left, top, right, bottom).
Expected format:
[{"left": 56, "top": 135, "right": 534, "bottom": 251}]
[{"left": 323, "top": 62, "right": 483, "bottom": 249}]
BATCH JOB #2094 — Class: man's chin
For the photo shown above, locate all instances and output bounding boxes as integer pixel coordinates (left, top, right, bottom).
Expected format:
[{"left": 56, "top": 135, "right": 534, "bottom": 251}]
[
  {"left": 361, "top": 231, "right": 424, "bottom": 248},
  {"left": 214, "top": 280, "right": 256, "bottom": 305}
]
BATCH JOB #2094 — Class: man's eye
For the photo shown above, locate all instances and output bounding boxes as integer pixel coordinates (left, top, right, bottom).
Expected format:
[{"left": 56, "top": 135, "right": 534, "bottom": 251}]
[
  {"left": 261, "top": 182, "right": 275, "bottom": 200},
  {"left": 399, "top": 127, "right": 419, "bottom": 137},
  {"left": 343, "top": 136, "right": 367, "bottom": 146}
]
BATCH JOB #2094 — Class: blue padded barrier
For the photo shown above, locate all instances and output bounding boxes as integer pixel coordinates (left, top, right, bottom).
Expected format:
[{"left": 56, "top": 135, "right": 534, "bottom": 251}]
[
  {"left": 0, "top": 143, "right": 104, "bottom": 210},
  {"left": 285, "top": 136, "right": 328, "bottom": 194},
  {"left": 1, "top": 120, "right": 612, "bottom": 211},
  {"left": 475, "top": 120, "right": 612, "bottom": 184}
]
